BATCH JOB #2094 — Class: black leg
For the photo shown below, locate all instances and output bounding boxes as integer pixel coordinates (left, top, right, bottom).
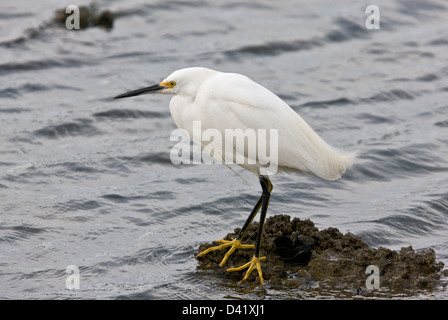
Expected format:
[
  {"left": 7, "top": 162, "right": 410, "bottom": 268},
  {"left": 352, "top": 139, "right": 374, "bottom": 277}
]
[
  {"left": 254, "top": 175, "right": 272, "bottom": 258},
  {"left": 226, "top": 175, "right": 273, "bottom": 284},
  {"left": 236, "top": 196, "right": 262, "bottom": 241},
  {"left": 236, "top": 174, "right": 273, "bottom": 243}
]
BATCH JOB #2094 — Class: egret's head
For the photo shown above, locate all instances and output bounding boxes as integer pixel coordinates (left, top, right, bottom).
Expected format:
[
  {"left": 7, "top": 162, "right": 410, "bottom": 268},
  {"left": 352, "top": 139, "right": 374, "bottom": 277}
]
[{"left": 114, "top": 67, "right": 219, "bottom": 99}]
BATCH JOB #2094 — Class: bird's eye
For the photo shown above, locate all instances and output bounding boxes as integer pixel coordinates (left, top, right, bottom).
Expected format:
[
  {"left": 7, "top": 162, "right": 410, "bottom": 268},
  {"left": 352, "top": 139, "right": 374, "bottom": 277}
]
[{"left": 169, "top": 81, "right": 176, "bottom": 87}]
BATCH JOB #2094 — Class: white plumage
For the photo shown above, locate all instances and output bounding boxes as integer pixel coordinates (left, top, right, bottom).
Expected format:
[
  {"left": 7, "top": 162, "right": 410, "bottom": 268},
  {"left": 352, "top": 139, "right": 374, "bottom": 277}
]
[{"left": 165, "top": 67, "right": 355, "bottom": 179}]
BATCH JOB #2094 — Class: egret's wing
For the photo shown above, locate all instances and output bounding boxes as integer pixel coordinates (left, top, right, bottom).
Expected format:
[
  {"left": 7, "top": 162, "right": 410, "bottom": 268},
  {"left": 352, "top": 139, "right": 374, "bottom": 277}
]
[{"left": 195, "top": 73, "right": 355, "bottom": 179}]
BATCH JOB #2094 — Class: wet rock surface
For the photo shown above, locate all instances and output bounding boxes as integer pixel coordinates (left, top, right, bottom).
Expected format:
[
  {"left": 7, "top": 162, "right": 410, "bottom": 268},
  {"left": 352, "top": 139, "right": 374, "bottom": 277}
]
[{"left": 196, "top": 214, "right": 447, "bottom": 293}]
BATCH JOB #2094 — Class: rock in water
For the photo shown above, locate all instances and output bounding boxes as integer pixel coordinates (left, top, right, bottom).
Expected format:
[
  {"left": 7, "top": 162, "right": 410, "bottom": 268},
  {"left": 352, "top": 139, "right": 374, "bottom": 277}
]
[{"left": 196, "top": 214, "right": 447, "bottom": 293}]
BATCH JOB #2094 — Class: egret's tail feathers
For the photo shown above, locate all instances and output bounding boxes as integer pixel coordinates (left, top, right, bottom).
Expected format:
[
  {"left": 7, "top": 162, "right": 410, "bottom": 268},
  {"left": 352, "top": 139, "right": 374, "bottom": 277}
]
[{"left": 312, "top": 148, "right": 356, "bottom": 181}]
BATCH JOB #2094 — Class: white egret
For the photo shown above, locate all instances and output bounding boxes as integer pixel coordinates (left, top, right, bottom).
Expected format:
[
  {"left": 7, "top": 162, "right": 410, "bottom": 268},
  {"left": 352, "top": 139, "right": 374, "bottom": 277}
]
[{"left": 114, "top": 67, "right": 355, "bottom": 284}]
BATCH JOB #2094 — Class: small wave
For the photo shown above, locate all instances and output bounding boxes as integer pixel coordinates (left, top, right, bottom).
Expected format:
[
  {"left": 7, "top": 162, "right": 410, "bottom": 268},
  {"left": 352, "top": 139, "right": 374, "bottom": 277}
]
[
  {"left": 101, "top": 194, "right": 132, "bottom": 203},
  {"left": 174, "top": 177, "right": 207, "bottom": 185},
  {"left": 53, "top": 199, "right": 104, "bottom": 216},
  {"left": 2, "top": 163, "right": 37, "bottom": 183},
  {"left": 93, "top": 109, "right": 167, "bottom": 120},
  {"left": 0, "top": 83, "right": 51, "bottom": 99},
  {"left": 146, "top": 0, "right": 208, "bottom": 11},
  {"left": 221, "top": 2, "right": 272, "bottom": 10},
  {"left": 0, "top": 224, "right": 46, "bottom": 245},
  {"left": 397, "top": 0, "right": 447, "bottom": 19},
  {"left": 223, "top": 17, "right": 366, "bottom": 59},
  {"left": 354, "top": 113, "right": 396, "bottom": 124},
  {"left": 415, "top": 74, "right": 439, "bottom": 82},
  {"left": 120, "top": 247, "right": 172, "bottom": 267},
  {"left": 354, "top": 144, "right": 448, "bottom": 181},
  {"left": 0, "top": 107, "right": 30, "bottom": 113},
  {"left": 361, "top": 89, "right": 415, "bottom": 103},
  {"left": 118, "top": 152, "right": 173, "bottom": 166},
  {"left": 434, "top": 120, "right": 448, "bottom": 127},
  {"left": 298, "top": 97, "right": 354, "bottom": 108},
  {"left": 0, "top": 12, "right": 33, "bottom": 20},
  {"left": 0, "top": 83, "right": 80, "bottom": 99},
  {"left": 428, "top": 38, "right": 448, "bottom": 46},
  {"left": 356, "top": 193, "right": 448, "bottom": 246},
  {"left": 101, "top": 191, "right": 175, "bottom": 206},
  {"left": 46, "top": 162, "right": 100, "bottom": 180},
  {"left": 224, "top": 39, "right": 322, "bottom": 57},
  {"left": 330, "top": 18, "right": 368, "bottom": 40},
  {"left": 34, "top": 118, "right": 101, "bottom": 139},
  {"left": 373, "top": 193, "right": 448, "bottom": 239},
  {"left": 372, "top": 214, "right": 438, "bottom": 238},
  {"left": 426, "top": 193, "right": 448, "bottom": 217},
  {"left": 0, "top": 88, "right": 20, "bottom": 99},
  {"left": 0, "top": 58, "right": 93, "bottom": 76},
  {"left": 106, "top": 51, "right": 156, "bottom": 60},
  {"left": 356, "top": 229, "right": 400, "bottom": 247},
  {"left": 158, "top": 193, "right": 246, "bottom": 221},
  {"left": 123, "top": 216, "right": 153, "bottom": 227}
]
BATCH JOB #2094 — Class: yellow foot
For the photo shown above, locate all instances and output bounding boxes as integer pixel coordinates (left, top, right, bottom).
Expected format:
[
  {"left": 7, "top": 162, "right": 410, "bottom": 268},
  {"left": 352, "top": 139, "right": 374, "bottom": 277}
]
[
  {"left": 197, "top": 239, "right": 255, "bottom": 267},
  {"left": 227, "top": 256, "right": 267, "bottom": 284}
]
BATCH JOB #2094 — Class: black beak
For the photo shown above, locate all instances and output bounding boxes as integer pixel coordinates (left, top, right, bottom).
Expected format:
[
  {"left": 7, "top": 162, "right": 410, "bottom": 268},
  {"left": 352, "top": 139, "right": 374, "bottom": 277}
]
[{"left": 113, "top": 84, "right": 165, "bottom": 99}]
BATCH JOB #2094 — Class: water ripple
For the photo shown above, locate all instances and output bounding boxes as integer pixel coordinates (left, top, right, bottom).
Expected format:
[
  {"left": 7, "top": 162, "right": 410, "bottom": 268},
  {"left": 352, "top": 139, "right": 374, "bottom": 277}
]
[
  {"left": 93, "top": 108, "right": 168, "bottom": 120},
  {"left": 0, "top": 58, "right": 94, "bottom": 75},
  {"left": 224, "top": 39, "right": 322, "bottom": 57},
  {"left": 0, "top": 224, "right": 46, "bottom": 245},
  {"left": 34, "top": 118, "right": 101, "bottom": 139},
  {"left": 354, "top": 144, "right": 448, "bottom": 181}
]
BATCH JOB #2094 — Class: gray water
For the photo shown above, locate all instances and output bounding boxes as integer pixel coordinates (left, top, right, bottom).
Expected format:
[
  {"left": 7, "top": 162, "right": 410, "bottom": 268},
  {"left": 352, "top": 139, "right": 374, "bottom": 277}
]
[{"left": 1, "top": 0, "right": 448, "bottom": 299}]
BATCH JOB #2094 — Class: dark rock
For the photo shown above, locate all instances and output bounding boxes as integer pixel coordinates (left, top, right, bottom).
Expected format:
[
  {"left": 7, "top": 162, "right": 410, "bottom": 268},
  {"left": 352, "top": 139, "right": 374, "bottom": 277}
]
[
  {"left": 196, "top": 214, "right": 447, "bottom": 293},
  {"left": 54, "top": 5, "right": 114, "bottom": 30},
  {"left": 274, "top": 235, "right": 314, "bottom": 266}
]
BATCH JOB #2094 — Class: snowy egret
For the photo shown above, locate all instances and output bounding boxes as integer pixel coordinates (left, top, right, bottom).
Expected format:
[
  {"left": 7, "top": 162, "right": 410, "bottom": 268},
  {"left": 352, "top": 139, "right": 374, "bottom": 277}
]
[{"left": 114, "top": 67, "right": 355, "bottom": 284}]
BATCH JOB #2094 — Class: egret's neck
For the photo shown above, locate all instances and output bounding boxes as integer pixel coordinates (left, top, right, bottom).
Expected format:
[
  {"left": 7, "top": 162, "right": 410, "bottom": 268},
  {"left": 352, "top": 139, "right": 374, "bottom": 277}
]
[{"left": 169, "top": 95, "right": 196, "bottom": 134}]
